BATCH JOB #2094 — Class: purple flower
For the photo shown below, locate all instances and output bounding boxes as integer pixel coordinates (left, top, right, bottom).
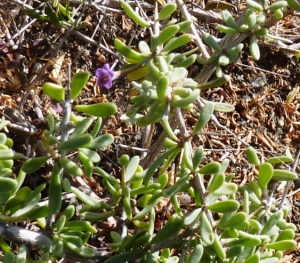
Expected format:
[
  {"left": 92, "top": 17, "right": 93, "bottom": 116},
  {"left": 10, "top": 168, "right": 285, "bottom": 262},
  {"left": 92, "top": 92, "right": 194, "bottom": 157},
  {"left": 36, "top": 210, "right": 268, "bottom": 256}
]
[
  {"left": 95, "top": 63, "right": 115, "bottom": 89},
  {"left": 50, "top": 99, "right": 63, "bottom": 113}
]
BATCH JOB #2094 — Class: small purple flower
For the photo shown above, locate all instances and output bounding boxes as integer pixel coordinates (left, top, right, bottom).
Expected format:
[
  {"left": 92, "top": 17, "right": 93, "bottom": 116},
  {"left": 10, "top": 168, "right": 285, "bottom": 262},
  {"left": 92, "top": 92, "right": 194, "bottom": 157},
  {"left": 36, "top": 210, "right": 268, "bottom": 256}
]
[
  {"left": 50, "top": 99, "right": 63, "bottom": 113},
  {"left": 95, "top": 63, "right": 115, "bottom": 89}
]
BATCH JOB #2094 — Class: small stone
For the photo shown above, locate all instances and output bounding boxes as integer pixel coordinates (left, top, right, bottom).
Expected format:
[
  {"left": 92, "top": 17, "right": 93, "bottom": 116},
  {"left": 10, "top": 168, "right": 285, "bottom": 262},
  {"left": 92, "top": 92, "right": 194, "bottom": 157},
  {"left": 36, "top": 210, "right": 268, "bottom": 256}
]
[
  {"left": 177, "top": 193, "right": 191, "bottom": 205},
  {"left": 251, "top": 73, "right": 267, "bottom": 88}
]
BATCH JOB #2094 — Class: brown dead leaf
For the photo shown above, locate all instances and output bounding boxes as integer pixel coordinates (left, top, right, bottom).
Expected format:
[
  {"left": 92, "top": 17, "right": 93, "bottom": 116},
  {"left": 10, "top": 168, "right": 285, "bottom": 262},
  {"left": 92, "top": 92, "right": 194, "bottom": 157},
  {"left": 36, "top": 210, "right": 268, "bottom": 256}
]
[
  {"left": 122, "top": 15, "right": 133, "bottom": 30},
  {"left": 49, "top": 54, "right": 65, "bottom": 83}
]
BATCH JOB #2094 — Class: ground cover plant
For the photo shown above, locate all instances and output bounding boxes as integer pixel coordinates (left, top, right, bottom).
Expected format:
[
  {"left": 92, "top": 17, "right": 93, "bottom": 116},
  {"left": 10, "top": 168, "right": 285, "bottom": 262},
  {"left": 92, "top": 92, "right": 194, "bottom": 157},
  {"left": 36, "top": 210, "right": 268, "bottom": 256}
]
[{"left": 0, "top": 0, "right": 300, "bottom": 262}]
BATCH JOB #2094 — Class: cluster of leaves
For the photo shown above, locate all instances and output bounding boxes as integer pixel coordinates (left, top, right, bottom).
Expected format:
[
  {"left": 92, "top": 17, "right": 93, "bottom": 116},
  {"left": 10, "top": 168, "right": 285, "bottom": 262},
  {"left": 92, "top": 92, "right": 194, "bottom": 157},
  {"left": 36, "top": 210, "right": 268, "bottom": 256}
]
[
  {"left": 102, "top": 148, "right": 298, "bottom": 263},
  {"left": 22, "top": 0, "right": 77, "bottom": 27},
  {"left": 0, "top": 72, "right": 118, "bottom": 261},
  {"left": 1, "top": 0, "right": 299, "bottom": 262}
]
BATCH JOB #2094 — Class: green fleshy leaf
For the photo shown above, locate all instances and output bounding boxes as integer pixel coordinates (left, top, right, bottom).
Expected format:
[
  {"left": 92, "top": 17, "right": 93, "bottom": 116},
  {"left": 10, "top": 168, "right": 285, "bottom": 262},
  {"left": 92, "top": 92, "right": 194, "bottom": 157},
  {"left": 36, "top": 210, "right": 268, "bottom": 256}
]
[
  {"left": 134, "top": 191, "right": 163, "bottom": 220},
  {"left": 71, "top": 187, "right": 100, "bottom": 207},
  {"left": 61, "top": 234, "right": 83, "bottom": 248},
  {"left": 75, "top": 103, "right": 117, "bottom": 117},
  {"left": 59, "top": 158, "right": 83, "bottom": 176},
  {"left": 212, "top": 183, "right": 237, "bottom": 195},
  {"left": 13, "top": 184, "right": 46, "bottom": 217},
  {"left": 199, "top": 162, "right": 221, "bottom": 174},
  {"left": 159, "top": 3, "right": 177, "bottom": 20},
  {"left": 250, "top": 35, "right": 260, "bottom": 60},
  {"left": 287, "top": 0, "right": 300, "bottom": 11},
  {"left": 119, "top": 0, "right": 150, "bottom": 28},
  {"left": 220, "top": 212, "right": 247, "bottom": 228},
  {"left": 49, "top": 164, "right": 62, "bottom": 214},
  {"left": 62, "top": 178, "right": 72, "bottom": 192},
  {"left": 90, "top": 117, "right": 102, "bottom": 138},
  {"left": 78, "top": 151, "right": 94, "bottom": 178},
  {"left": 70, "top": 117, "right": 94, "bottom": 139},
  {"left": 144, "top": 147, "right": 179, "bottom": 186},
  {"left": 45, "top": 4, "right": 60, "bottom": 26},
  {"left": 265, "top": 240, "right": 296, "bottom": 250},
  {"left": 258, "top": 162, "right": 273, "bottom": 190},
  {"left": 94, "top": 167, "right": 120, "bottom": 184},
  {"left": 163, "top": 173, "right": 189, "bottom": 198},
  {"left": 177, "top": 20, "right": 193, "bottom": 32},
  {"left": 138, "top": 41, "right": 151, "bottom": 54},
  {"left": 79, "top": 148, "right": 100, "bottom": 163},
  {"left": 43, "top": 82, "right": 65, "bottom": 101},
  {"left": 260, "top": 210, "right": 283, "bottom": 235},
  {"left": 119, "top": 154, "right": 130, "bottom": 167},
  {"left": 55, "top": 215, "right": 66, "bottom": 233},
  {"left": 192, "top": 102, "right": 214, "bottom": 135},
  {"left": 228, "top": 237, "right": 261, "bottom": 247},
  {"left": 88, "top": 134, "right": 114, "bottom": 149},
  {"left": 63, "top": 242, "right": 95, "bottom": 258},
  {"left": 200, "top": 212, "right": 214, "bottom": 245},
  {"left": 188, "top": 244, "right": 203, "bottom": 263},
  {"left": 245, "top": 147, "right": 260, "bottom": 165},
  {"left": 272, "top": 169, "right": 298, "bottom": 181},
  {"left": 210, "top": 101, "right": 234, "bottom": 112},
  {"left": 124, "top": 156, "right": 140, "bottom": 182},
  {"left": 206, "top": 200, "right": 239, "bottom": 213},
  {"left": 0, "top": 133, "right": 7, "bottom": 144},
  {"left": 226, "top": 245, "right": 243, "bottom": 258},
  {"left": 266, "top": 156, "right": 294, "bottom": 164},
  {"left": 162, "top": 34, "right": 192, "bottom": 54},
  {"left": 57, "top": 134, "right": 92, "bottom": 151},
  {"left": 21, "top": 6, "right": 48, "bottom": 20},
  {"left": 0, "top": 177, "right": 18, "bottom": 193},
  {"left": 81, "top": 211, "right": 116, "bottom": 221},
  {"left": 213, "top": 232, "right": 226, "bottom": 260},
  {"left": 184, "top": 207, "right": 202, "bottom": 226},
  {"left": 0, "top": 150, "right": 14, "bottom": 160},
  {"left": 276, "top": 229, "right": 295, "bottom": 241},
  {"left": 21, "top": 205, "right": 49, "bottom": 219},
  {"left": 208, "top": 173, "right": 225, "bottom": 193},
  {"left": 4, "top": 187, "right": 31, "bottom": 213},
  {"left": 149, "top": 214, "right": 184, "bottom": 245},
  {"left": 167, "top": 67, "right": 187, "bottom": 83},
  {"left": 158, "top": 25, "right": 180, "bottom": 46},
  {"left": 192, "top": 146, "right": 204, "bottom": 170},
  {"left": 21, "top": 156, "right": 49, "bottom": 174},
  {"left": 218, "top": 54, "right": 230, "bottom": 66},
  {"left": 127, "top": 65, "right": 149, "bottom": 81},
  {"left": 70, "top": 72, "right": 90, "bottom": 99}
]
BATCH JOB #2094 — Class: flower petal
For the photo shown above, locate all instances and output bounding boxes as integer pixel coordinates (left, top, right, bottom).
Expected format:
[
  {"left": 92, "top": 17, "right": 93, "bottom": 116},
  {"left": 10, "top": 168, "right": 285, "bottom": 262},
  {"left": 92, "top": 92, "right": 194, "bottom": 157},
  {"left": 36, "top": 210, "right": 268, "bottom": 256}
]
[
  {"left": 95, "top": 68, "right": 103, "bottom": 78},
  {"left": 51, "top": 99, "right": 63, "bottom": 113},
  {"left": 102, "top": 63, "right": 110, "bottom": 70},
  {"left": 95, "top": 64, "right": 115, "bottom": 89},
  {"left": 104, "top": 79, "right": 113, "bottom": 89},
  {"left": 97, "top": 75, "right": 113, "bottom": 89}
]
